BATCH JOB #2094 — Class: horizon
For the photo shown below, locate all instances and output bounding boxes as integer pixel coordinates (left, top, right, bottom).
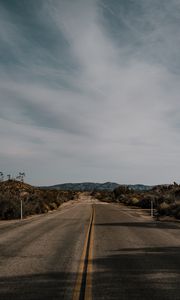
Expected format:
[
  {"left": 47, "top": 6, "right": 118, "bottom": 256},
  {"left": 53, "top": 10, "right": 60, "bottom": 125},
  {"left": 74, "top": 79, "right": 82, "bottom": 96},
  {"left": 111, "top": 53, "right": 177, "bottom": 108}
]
[
  {"left": 0, "top": 176, "right": 176, "bottom": 187},
  {"left": 1, "top": 0, "right": 180, "bottom": 185}
]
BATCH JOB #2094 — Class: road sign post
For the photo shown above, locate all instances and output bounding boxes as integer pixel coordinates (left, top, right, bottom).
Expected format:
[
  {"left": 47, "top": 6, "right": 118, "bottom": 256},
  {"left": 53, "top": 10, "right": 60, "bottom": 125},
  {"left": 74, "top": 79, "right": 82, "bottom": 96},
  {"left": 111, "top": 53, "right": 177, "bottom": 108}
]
[
  {"left": 21, "top": 199, "right": 23, "bottom": 220},
  {"left": 151, "top": 200, "right": 153, "bottom": 217}
]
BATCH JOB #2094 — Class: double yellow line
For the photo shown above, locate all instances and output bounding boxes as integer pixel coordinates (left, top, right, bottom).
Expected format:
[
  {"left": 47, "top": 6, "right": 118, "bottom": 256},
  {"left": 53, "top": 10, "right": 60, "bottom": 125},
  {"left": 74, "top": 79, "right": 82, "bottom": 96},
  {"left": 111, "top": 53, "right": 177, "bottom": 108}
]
[{"left": 73, "top": 205, "right": 95, "bottom": 300}]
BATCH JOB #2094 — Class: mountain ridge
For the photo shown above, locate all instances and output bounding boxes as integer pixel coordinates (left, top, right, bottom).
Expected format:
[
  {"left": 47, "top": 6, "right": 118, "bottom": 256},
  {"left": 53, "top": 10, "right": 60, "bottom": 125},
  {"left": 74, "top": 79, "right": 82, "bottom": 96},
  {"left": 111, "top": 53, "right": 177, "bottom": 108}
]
[{"left": 40, "top": 182, "right": 153, "bottom": 191}]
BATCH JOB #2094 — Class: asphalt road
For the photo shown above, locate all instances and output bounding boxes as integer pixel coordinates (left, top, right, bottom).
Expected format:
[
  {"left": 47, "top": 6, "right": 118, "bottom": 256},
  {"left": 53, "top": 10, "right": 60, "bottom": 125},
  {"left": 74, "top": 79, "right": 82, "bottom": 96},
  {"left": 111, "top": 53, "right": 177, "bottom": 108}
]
[
  {"left": 93, "top": 203, "right": 180, "bottom": 300},
  {"left": 1, "top": 197, "right": 180, "bottom": 300},
  {"left": 0, "top": 200, "right": 92, "bottom": 300}
]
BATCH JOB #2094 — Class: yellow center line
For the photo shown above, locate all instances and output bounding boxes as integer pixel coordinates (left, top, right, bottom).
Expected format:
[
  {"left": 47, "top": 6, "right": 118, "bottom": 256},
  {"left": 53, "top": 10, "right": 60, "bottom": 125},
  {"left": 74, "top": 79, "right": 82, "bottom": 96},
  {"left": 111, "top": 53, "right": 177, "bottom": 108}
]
[
  {"left": 72, "top": 204, "right": 95, "bottom": 300},
  {"left": 84, "top": 205, "right": 95, "bottom": 300}
]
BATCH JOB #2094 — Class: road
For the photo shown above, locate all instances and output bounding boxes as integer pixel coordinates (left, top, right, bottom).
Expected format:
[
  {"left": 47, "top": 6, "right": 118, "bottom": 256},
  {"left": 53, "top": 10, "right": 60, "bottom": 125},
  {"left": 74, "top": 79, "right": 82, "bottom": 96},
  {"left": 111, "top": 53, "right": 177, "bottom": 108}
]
[
  {"left": 93, "top": 203, "right": 180, "bottom": 300},
  {"left": 0, "top": 196, "right": 180, "bottom": 299}
]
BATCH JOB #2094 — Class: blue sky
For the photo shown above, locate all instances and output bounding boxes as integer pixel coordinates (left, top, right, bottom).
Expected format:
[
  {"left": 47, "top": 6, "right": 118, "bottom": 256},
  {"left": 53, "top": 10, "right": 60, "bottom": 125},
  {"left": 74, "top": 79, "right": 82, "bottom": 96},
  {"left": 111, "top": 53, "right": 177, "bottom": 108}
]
[{"left": 0, "top": 0, "right": 180, "bottom": 185}]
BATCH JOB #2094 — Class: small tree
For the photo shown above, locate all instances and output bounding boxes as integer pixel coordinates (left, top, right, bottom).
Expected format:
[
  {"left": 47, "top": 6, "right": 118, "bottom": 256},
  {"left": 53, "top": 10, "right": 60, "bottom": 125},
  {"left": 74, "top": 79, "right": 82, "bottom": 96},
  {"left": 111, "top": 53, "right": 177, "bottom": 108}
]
[
  {"left": 19, "top": 172, "right": 26, "bottom": 183},
  {"left": 16, "top": 175, "right": 21, "bottom": 181},
  {"left": 7, "top": 174, "right": 11, "bottom": 181},
  {"left": 0, "top": 172, "right": 4, "bottom": 182}
]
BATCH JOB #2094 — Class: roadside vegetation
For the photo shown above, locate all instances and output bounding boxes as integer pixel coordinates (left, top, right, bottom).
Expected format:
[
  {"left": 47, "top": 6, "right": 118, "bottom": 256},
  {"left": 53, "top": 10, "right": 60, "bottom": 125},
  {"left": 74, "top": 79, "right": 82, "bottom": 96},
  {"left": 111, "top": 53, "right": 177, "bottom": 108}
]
[
  {"left": 91, "top": 183, "right": 180, "bottom": 220},
  {"left": 1, "top": 175, "right": 180, "bottom": 221},
  {"left": 0, "top": 180, "right": 78, "bottom": 220}
]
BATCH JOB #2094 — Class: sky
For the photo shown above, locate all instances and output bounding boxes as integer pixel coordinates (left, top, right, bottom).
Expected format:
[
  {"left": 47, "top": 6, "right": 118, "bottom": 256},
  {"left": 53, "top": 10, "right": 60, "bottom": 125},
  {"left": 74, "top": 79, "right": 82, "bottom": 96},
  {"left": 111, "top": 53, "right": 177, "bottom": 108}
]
[{"left": 0, "top": 0, "right": 180, "bottom": 186}]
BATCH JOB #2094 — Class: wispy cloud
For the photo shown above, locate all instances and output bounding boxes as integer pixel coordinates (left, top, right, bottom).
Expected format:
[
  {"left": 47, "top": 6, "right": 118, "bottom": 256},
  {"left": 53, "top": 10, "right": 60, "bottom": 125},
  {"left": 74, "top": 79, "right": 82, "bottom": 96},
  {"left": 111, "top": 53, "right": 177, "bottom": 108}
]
[{"left": 0, "top": 0, "right": 180, "bottom": 185}]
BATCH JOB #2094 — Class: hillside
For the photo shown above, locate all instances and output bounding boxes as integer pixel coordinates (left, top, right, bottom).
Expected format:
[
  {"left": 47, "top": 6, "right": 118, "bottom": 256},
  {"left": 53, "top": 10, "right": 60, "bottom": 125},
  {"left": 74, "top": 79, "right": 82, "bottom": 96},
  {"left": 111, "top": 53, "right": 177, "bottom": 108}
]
[
  {"left": 128, "top": 184, "right": 153, "bottom": 191},
  {"left": 0, "top": 180, "right": 78, "bottom": 220}
]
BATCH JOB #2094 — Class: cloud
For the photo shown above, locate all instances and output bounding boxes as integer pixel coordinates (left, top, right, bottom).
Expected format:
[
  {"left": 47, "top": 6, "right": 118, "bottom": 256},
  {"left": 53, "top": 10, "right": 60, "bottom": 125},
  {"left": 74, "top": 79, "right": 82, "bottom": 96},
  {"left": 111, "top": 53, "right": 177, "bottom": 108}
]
[{"left": 0, "top": 0, "right": 180, "bottom": 185}]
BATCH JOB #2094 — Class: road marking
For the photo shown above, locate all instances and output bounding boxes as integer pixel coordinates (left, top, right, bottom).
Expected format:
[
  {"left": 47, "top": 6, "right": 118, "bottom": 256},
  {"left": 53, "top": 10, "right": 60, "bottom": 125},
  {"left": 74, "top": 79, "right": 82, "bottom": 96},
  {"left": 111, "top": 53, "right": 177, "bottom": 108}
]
[
  {"left": 84, "top": 205, "right": 95, "bottom": 300},
  {"left": 73, "top": 205, "right": 94, "bottom": 300}
]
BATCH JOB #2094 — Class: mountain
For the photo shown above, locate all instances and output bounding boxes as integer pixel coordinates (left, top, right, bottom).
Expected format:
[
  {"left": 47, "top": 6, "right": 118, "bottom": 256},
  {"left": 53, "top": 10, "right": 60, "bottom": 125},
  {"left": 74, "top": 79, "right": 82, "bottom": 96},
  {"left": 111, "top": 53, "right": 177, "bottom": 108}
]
[
  {"left": 41, "top": 182, "right": 152, "bottom": 192},
  {"left": 41, "top": 182, "right": 119, "bottom": 191},
  {"left": 127, "top": 184, "right": 153, "bottom": 191}
]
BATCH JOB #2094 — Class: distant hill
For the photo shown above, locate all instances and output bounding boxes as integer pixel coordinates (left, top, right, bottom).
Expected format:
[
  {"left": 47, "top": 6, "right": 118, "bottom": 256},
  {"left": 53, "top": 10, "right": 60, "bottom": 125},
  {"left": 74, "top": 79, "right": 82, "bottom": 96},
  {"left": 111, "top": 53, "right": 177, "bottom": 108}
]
[
  {"left": 41, "top": 182, "right": 119, "bottom": 191},
  {"left": 128, "top": 184, "right": 153, "bottom": 191},
  {"left": 41, "top": 182, "right": 152, "bottom": 192}
]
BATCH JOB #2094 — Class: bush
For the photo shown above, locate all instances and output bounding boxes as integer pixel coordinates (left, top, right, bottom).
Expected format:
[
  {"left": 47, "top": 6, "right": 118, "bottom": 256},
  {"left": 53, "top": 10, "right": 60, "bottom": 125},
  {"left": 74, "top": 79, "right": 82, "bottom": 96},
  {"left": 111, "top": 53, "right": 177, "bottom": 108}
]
[
  {"left": 131, "top": 197, "right": 140, "bottom": 206},
  {"left": 0, "top": 192, "right": 21, "bottom": 219},
  {"left": 172, "top": 205, "right": 180, "bottom": 219},
  {"left": 158, "top": 202, "right": 171, "bottom": 216},
  {"left": 114, "top": 186, "right": 132, "bottom": 199},
  {"left": 139, "top": 196, "right": 152, "bottom": 209},
  {"left": 0, "top": 181, "right": 79, "bottom": 219}
]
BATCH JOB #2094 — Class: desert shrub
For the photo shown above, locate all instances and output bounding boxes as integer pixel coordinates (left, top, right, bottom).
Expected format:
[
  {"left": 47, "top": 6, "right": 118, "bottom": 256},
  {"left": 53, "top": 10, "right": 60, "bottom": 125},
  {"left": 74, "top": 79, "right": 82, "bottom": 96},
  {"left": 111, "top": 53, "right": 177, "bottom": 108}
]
[
  {"left": 131, "top": 197, "right": 140, "bottom": 206},
  {"left": 138, "top": 196, "right": 154, "bottom": 209},
  {"left": 158, "top": 202, "right": 171, "bottom": 216},
  {"left": 114, "top": 186, "right": 132, "bottom": 199},
  {"left": 48, "top": 202, "right": 58, "bottom": 210},
  {"left": 0, "top": 192, "right": 21, "bottom": 219},
  {"left": 92, "top": 191, "right": 114, "bottom": 202},
  {"left": 174, "top": 189, "right": 180, "bottom": 199},
  {"left": 117, "top": 194, "right": 128, "bottom": 203},
  {"left": 0, "top": 181, "right": 79, "bottom": 219},
  {"left": 174, "top": 206, "right": 180, "bottom": 219}
]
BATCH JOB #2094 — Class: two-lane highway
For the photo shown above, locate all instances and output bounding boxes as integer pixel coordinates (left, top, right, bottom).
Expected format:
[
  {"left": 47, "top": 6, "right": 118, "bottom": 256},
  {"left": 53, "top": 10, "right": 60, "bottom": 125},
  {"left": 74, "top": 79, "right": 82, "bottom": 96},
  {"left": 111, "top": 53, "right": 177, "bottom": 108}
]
[{"left": 1, "top": 197, "right": 180, "bottom": 299}]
